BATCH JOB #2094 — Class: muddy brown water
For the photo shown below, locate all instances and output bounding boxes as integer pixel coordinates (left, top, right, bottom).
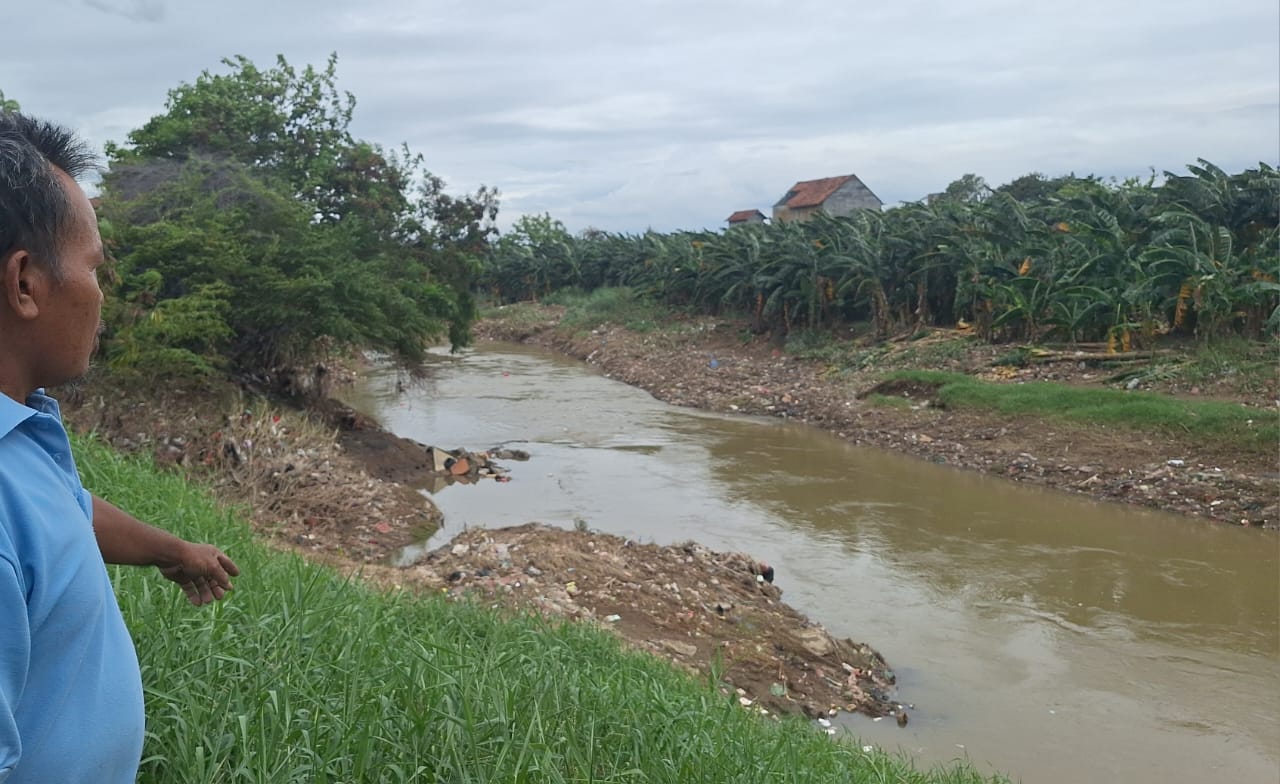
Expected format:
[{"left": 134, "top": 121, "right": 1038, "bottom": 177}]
[{"left": 339, "top": 342, "right": 1280, "bottom": 784}]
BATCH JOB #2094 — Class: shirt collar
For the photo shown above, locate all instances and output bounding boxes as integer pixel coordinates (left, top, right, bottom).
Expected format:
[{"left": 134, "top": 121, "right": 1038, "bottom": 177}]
[{"left": 0, "top": 388, "right": 55, "bottom": 439}]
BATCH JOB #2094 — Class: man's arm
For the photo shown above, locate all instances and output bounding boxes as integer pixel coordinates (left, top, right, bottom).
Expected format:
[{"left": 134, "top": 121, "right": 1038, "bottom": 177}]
[{"left": 90, "top": 495, "right": 239, "bottom": 606}]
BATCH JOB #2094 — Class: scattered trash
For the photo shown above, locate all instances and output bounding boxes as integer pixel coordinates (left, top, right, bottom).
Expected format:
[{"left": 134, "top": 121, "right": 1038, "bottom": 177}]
[
  {"left": 424, "top": 445, "right": 517, "bottom": 486},
  {"left": 817, "top": 717, "right": 832, "bottom": 728},
  {"left": 604, "top": 614, "right": 622, "bottom": 623},
  {"left": 1167, "top": 459, "right": 1185, "bottom": 466}
]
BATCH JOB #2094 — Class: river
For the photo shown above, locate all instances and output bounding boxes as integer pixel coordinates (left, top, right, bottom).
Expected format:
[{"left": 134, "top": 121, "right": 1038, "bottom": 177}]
[{"left": 338, "top": 342, "right": 1280, "bottom": 783}]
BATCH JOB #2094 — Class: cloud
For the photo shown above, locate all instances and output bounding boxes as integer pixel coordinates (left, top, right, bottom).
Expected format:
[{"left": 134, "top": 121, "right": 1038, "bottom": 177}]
[
  {"left": 83, "top": 0, "right": 165, "bottom": 23},
  {"left": 2, "top": 0, "right": 1276, "bottom": 233}
]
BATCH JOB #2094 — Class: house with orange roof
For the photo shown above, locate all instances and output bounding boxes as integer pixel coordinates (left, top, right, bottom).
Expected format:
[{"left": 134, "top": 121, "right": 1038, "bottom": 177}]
[
  {"left": 772, "top": 174, "right": 881, "bottom": 223},
  {"left": 725, "top": 209, "right": 767, "bottom": 226}
]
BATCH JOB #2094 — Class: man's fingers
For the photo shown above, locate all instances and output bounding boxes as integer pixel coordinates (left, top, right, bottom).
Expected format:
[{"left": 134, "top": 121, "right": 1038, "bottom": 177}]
[
  {"left": 207, "top": 564, "right": 234, "bottom": 592},
  {"left": 218, "top": 553, "right": 241, "bottom": 578},
  {"left": 181, "top": 581, "right": 202, "bottom": 606},
  {"left": 187, "top": 577, "right": 211, "bottom": 605}
]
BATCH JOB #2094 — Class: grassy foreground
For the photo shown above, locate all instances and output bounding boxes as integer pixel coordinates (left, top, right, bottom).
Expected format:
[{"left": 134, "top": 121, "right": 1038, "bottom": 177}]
[
  {"left": 75, "top": 436, "right": 1003, "bottom": 784},
  {"left": 882, "top": 370, "right": 1279, "bottom": 454}
]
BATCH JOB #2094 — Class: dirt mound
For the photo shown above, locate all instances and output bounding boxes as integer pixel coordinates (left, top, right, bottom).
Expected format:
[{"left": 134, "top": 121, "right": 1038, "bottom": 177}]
[{"left": 407, "top": 523, "right": 903, "bottom": 720}]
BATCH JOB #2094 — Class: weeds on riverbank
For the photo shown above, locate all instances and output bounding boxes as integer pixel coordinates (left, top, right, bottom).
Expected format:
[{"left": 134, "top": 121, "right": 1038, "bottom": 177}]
[
  {"left": 546, "top": 286, "right": 675, "bottom": 333},
  {"left": 881, "top": 370, "right": 1279, "bottom": 454},
  {"left": 479, "top": 287, "right": 673, "bottom": 334},
  {"left": 76, "top": 436, "right": 1005, "bottom": 784}
]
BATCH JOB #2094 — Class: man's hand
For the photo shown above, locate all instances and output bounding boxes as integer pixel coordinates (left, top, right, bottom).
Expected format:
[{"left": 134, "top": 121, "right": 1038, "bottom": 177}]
[
  {"left": 157, "top": 542, "right": 240, "bottom": 606},
  {"left": 91, "top": 494, "right": 241, "bottom": 606}
]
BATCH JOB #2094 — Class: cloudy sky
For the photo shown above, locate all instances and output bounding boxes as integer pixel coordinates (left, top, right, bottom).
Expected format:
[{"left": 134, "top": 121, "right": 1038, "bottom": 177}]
[{"left": 5, "top": 0, "right": 1278, "bottom": 233}]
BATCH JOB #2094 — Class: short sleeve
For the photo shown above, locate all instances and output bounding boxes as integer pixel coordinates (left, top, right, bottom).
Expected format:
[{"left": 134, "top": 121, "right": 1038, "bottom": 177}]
[{"left": 0, "top": 556, "right": 30, "bottom": 782}]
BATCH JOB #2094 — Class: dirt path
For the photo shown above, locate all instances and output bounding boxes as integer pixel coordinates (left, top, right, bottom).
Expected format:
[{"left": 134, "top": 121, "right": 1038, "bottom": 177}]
[{"left": 475, "top": 306, "right": 1277, "bottom": 528}]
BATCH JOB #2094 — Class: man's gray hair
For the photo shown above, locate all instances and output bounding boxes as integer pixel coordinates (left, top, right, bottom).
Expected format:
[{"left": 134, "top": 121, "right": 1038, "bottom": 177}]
[{"left": 0, "top": 112, "right": 99, "bottom": 278}]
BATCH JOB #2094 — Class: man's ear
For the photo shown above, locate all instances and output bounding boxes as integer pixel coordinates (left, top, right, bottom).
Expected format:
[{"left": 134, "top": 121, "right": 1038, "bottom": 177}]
[{"left": 1, "top": 249, "right": 42, "bottom": 321}]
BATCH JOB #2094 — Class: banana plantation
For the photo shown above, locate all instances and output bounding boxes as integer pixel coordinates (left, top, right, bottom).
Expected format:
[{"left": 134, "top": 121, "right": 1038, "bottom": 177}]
[{"left": 482, "top": 161, "right": 1279, "bottom": 347}]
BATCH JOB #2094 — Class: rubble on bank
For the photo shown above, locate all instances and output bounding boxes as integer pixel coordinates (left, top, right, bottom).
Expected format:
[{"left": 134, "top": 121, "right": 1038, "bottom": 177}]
[{"left": 406, "top": 523, "right": 904, "bottom": 720}]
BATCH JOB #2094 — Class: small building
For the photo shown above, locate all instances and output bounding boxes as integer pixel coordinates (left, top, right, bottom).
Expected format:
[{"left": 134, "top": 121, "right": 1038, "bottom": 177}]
[
  {"left": 726, "top": 209, "right": 767, "bottom": 226},
  {"left": 772, "top": 174, "right": 882, "bottom": 223}
]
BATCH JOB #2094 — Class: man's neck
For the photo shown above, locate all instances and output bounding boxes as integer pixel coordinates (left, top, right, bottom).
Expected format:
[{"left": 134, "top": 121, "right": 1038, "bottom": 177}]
[{"left": 0, "top": 361, "right": 35, "bottom": 404}]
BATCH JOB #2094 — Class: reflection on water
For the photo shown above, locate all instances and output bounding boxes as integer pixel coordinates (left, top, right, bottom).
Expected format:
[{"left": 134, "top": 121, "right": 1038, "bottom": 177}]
[{"left": 338, "top": 343, "right": 1280, "bottom": 784}]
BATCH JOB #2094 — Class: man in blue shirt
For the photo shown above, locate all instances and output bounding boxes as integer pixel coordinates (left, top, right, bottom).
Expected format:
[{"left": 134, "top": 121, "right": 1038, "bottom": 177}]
[{"left": 0, "top": 113, "right": 240, "bottom": 782}]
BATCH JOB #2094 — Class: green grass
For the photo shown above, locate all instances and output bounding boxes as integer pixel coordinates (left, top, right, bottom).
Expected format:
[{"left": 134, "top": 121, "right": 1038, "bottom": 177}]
[
  {"left": 75, "top": 435, "right": 1004, "bottom": 783},
  {"left": 882, "top": 370, "right": 1280, "bottom": 453},
  {"left": 545, "top": 287, "right": 672, "bottom": 333},
  {"left": 479, "top": 301, "right": 553, "bottom": 329},
  {"left": 866, "top": 393, "right": 914, "bottom": 410}
]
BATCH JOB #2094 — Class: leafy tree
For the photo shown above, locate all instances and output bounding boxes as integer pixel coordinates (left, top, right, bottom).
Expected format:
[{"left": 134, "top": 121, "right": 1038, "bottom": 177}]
[
  {"left": 0, "top": 89, "right": 18, "bottom": 112},
  {"left": 485, "top": 214, "right": 579, "bottom": 302},
  {"left": 941, "top": 173, "right": 991, "bottom": 204},
  {"left": 100, "top": 55, "right": 498, "bottom": 385}
]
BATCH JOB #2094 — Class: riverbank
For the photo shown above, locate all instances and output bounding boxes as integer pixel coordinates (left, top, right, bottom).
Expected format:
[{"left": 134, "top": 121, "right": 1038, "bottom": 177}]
[
  {"left": 57, "top": 298, "right": 1275, "bottom": 725},
  {"left": 79, "top": 435, "right": 997, "bottom": 784},
  {"left": 61, "top": 375, "right": 908, "bottom": 721},
  {"left": 475, "top": 300, "right": 1279, "bottom": 528}
]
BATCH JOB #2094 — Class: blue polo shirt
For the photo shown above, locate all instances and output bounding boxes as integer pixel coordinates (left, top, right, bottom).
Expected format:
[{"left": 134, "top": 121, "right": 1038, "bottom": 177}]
[{"left": 0, "top": 391, "right": 144, "bottom": 783}]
